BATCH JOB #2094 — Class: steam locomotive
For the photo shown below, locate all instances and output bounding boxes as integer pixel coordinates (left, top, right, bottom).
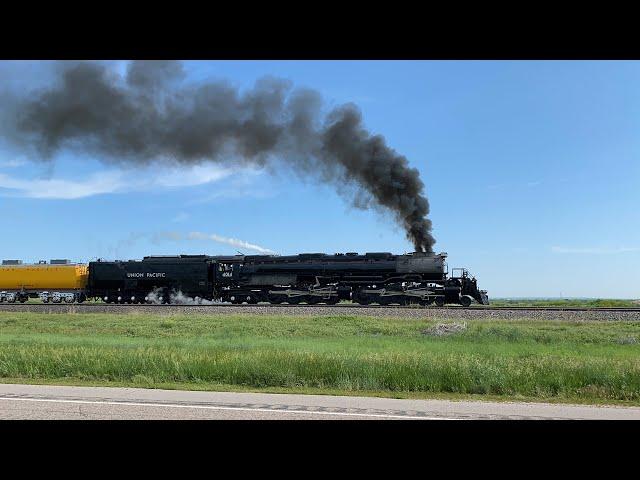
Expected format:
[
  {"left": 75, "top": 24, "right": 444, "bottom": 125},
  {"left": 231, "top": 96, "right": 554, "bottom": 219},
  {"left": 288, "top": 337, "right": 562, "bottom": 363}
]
[
  {"left": 88, "top": 251, "right": 488, "bottom": 306},
  {"left": 0, "top": 252, "right": 489, "bottom": 306}
]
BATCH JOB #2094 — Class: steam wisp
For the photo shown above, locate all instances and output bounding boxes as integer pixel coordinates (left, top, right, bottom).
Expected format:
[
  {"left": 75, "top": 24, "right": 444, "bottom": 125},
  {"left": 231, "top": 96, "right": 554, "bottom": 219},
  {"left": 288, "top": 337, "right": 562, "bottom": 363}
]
[
  {"left": 145, "top": 287, "right": 217, "bottom": 305},
  {"left": 158, "top": 231, "right": 275, "bottom": 254}
]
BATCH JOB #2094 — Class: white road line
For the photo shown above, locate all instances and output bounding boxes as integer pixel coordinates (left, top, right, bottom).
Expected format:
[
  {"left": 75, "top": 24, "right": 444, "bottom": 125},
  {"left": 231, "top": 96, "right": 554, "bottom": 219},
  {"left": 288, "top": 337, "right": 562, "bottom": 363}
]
[{"left": 0, "top": 396, "right": 457, "bottom": 420}]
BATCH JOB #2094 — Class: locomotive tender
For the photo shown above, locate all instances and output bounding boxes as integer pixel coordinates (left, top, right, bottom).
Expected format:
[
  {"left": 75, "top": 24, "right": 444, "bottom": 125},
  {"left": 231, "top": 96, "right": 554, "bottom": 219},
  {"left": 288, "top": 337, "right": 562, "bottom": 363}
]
[
  {"left": 0, "top": 252, "right": 489, "bottom": 306},
  {"left": 0, "top": 260, "right": 88, "bottom": 304}
]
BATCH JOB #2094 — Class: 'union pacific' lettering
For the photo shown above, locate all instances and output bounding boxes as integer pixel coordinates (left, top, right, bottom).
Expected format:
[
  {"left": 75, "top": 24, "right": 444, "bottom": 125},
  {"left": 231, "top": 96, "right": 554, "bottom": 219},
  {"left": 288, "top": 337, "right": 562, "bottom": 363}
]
[{"left": 127, "top": 273, "right": 166, "bottom": 278}]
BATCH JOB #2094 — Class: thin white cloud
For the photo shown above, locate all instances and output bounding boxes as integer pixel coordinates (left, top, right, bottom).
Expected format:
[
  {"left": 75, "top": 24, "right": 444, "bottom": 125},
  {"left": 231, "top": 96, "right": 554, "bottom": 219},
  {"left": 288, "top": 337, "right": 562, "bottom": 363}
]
[
  {"left": 0, "top": 171, "right": 125, "bottom": 199},
  {"left": 171, "top": 212, "right": 190, "bottom": 223},
  {"left": 152, "top": 164, "right": 231, "bottom": 188},
  {"left": 0, "top": 158, "right": 27, "bottom": 168},
  {"left": 186, "top": 168, "right": 273, "bottom": 205},
  {"left": 487, "top": 180, "right": 543, "bottom": 191},
  {"left": 551, "top": 246, "right": 640, "bottom": 254},
  {"left": 0, "top": 164, "right": 236, "bottom": 199}
]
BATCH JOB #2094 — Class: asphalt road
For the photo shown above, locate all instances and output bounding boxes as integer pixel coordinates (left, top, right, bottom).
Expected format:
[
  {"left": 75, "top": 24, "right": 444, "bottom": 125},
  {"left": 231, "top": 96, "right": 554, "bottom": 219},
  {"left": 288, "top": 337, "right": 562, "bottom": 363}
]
[{"left": 1, "top": 384, "right": 639, "bottom": 420}]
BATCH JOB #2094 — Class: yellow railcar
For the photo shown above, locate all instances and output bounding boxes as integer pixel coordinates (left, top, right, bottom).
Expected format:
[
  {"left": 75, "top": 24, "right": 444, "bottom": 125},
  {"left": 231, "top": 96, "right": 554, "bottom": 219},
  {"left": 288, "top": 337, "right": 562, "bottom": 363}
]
[{"left": 0, "top": 263, "right": 88, "bottom": 303}]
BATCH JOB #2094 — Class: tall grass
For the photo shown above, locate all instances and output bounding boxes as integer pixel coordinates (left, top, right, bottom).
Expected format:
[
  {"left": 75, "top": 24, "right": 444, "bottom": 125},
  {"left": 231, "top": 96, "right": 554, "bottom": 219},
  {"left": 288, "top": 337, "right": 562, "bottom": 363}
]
[
  {"left": 1, "top": 343, "right": 639, "bottom": 400},
  {"left": 490, "top": 298, "right": 639, "bottom": 308},
  {"left": 1, "top": 312, "right": 640, "bottom": 403}
]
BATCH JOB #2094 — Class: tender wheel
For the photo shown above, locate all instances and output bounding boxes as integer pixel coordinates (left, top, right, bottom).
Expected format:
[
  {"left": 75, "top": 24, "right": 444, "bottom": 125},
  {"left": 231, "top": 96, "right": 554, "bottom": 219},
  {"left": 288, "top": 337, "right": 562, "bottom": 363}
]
[{"left": 434, "top": 297, "right": 445, "bottom": 307}]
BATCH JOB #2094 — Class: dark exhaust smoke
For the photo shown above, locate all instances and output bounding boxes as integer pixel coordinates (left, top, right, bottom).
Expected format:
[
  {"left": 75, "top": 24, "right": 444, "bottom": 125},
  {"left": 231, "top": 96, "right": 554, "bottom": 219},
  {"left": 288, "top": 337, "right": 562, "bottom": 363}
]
[{"left": 2, "top": 61, "right": 435, "bottom": 252}]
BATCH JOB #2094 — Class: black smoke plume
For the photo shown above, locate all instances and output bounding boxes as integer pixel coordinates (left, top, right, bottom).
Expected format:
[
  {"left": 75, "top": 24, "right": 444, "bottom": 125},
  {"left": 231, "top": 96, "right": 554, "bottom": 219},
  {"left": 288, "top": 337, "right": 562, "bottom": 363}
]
[{"left": 2, "top": 61, "right": 435, "bottom": 252}]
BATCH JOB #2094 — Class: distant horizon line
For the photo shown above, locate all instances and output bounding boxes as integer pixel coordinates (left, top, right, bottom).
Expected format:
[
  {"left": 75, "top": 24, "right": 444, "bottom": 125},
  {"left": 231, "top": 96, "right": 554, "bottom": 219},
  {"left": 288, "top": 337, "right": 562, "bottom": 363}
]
[{"left": 493, "top": 297, "right": 639, "bottom": 300}]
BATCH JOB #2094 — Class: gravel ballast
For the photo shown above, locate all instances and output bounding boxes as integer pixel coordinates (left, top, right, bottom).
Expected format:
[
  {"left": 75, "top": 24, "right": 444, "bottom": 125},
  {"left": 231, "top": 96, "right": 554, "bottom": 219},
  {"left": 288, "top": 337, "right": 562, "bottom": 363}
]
[{"left": 1, "top": 304, "right": 640, "bottom": 321}]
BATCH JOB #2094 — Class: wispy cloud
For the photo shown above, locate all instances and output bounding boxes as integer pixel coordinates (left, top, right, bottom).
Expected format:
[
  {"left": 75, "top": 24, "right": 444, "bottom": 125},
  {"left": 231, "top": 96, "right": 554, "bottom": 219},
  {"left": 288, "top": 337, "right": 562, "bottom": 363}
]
[
  {"left": 186, "top": 168, "right": 273, "bottom": 205},
  {"left": 487, "top": 180, "right": 543, "bottom": 191},
  {"left": 552, "top": 246, "right": 640, "bottom": 254},
  {"left": 0, "top": 164, "right": 235, "bottom": 199},
  {"left": 151, "top": 164, "right": 231, "bottom": 188},
  {"left": 0, "top": 158, "right": 27, "bottom": 168},
  {"left": 0, "top": 171, "right": 126, "bottom": 199},
  {"left": 171, "top": 212, "right": 190, "bottom": 223}
]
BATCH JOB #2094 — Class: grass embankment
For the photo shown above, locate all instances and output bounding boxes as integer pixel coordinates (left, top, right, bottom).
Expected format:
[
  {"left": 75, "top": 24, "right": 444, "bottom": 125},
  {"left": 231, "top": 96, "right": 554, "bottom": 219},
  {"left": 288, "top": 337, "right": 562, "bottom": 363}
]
[
  {"left": 1, "top": 312, "right": 640, "bottom": 405},
  {"left": 489, "top": 298, "right": 639, "bottom": 308}
]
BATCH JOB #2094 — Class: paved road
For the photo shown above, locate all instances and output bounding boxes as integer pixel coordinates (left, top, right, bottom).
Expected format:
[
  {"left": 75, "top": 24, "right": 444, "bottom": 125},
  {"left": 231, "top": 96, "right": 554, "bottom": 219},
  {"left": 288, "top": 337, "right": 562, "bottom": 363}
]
[{"left": 1, "top": 384, "right": 639, "bottom": 420}]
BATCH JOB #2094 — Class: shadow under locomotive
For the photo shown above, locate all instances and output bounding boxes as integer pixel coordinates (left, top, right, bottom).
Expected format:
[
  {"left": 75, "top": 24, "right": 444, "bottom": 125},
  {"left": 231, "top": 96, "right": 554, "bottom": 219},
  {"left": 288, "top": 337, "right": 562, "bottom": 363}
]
[{"left": 87, "top": 252, "right": 489, "bottom": 306}]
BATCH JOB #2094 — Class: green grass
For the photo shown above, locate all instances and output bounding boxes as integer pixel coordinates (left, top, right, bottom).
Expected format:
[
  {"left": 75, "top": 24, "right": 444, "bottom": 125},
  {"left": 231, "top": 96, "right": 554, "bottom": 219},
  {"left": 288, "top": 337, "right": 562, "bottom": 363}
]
[
  {"left": 1, "top": 312, "right": 640, "bottom": 405},
  {"left": 489, "top": 298, "right": 639, "bottom": 308}
]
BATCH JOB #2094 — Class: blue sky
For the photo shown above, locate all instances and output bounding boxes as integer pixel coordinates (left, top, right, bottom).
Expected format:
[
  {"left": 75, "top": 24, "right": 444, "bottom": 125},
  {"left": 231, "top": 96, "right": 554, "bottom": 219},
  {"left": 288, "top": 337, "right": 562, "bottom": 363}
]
[{"left": 0, "top": 60, "right": 638, "bottom": 298}]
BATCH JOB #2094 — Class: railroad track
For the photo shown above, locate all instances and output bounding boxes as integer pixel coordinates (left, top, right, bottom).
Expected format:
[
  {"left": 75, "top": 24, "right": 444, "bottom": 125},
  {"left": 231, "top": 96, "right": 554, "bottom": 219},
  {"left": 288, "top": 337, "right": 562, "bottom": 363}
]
[{"left": 2, "top": 303, "right": 640, "bottom": 312}]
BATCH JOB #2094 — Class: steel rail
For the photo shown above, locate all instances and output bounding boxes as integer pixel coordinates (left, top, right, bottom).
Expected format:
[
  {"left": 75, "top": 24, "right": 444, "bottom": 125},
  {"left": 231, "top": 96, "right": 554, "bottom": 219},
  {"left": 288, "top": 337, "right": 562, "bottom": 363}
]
[{"left": 1, "top": 303, "right": 639, "bottom": 312}]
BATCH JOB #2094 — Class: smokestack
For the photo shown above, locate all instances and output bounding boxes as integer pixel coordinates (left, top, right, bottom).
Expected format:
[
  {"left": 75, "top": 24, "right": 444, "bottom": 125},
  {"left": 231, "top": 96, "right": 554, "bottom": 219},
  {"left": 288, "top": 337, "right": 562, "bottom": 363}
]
[{"left": 1, "top": 61, "right": 436, "bottom": 253}]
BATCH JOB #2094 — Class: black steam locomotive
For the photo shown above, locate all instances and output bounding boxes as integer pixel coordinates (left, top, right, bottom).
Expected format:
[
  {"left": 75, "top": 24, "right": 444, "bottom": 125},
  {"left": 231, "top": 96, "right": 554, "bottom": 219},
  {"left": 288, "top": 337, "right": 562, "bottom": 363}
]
[{"left": 86, "top": 252, "right": 489, "bottom": 306}]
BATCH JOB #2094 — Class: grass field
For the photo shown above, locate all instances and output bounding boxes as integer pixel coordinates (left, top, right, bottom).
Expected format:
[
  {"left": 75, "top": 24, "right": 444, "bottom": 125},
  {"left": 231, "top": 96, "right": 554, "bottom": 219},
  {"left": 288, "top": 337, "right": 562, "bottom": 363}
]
[
  {"left": 1, "top": 311, "right": 640, "bottom": 405},
  {"left": 489, "top": 298, "right": 639, "bottom": 308}
]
